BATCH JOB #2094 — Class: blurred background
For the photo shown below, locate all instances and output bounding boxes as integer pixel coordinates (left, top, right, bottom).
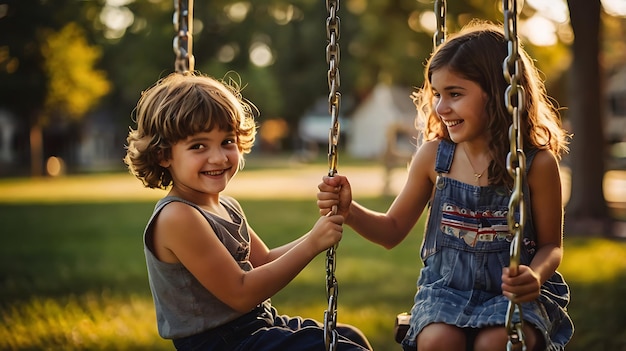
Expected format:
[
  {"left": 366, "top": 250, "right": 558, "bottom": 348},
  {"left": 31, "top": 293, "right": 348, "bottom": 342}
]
[
  {"left": 0, "top": 0, "right": 625, "bottom": 230},
  {"left": 1, "top": 1, "right": 626, "bottom": 350}
]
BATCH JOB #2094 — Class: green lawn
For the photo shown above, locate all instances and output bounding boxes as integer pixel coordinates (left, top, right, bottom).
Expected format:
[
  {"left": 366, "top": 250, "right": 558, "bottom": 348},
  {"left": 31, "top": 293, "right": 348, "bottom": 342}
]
[{"left": 0, "top": 173, "right": 625, "bottom": 350}]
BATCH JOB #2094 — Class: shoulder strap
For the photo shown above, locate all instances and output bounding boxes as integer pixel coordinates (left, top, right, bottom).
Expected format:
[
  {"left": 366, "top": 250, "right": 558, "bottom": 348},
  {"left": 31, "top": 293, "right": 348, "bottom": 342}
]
[{"left": 434, "top": 139, "right": 455, "bottom": 173}]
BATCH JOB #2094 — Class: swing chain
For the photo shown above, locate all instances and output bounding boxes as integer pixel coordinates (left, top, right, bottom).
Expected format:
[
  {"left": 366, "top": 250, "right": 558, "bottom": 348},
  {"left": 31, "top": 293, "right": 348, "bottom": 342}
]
[
  {"left": 503, "top": 0, "right": 527, "bottom": 350},
  {"left": 326, "top": 0, "right": 341, "bottom": 178},
  {"left": 433, "top": 0, "right": 446, "bottom": 48},
  {"left": 324, "top": 1, "right": 341, "bottom": 350},
  {"left": 173, "top": 0, "right": 194, "bottom": 74},
  {"left": 324, "top": 245, "right": 339, "bottom": 351}
]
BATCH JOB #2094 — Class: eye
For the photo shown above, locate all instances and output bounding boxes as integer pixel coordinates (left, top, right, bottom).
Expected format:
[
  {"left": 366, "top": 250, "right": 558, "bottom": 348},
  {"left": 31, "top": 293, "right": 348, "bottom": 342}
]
[
  {"left": 222, "top": 138, "right": 237, "bottom": 146},
  {"left": 189, "top": 143, "right": 205, "bottom": 150}
]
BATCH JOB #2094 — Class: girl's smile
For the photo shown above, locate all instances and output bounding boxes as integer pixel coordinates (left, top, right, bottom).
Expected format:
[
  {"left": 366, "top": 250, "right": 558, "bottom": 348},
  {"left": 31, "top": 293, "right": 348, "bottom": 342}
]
[{"left": 431, "top": 67, "right": 490, "bottom": 144}]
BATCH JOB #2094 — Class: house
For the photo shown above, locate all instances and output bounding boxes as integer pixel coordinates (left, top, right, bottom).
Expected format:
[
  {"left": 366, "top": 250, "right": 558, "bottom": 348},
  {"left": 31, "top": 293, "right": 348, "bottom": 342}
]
[
  {"left": 0, "top": 109, "right": 29, "bottom": 176},
  {"left": 606, "top": 65, "right": 626, "bottom": 145},
  {"left": 76, "top": 109, "right": 126, "bottom": 171},
  {"left": 346, "top": 83, "right": 418, "bottom": 159},
  {"left": 0, "top": 109, "right": 16, "bottom": 164},
  {"left": 295, "top": 97, "right": 351, "bottom": 162}
]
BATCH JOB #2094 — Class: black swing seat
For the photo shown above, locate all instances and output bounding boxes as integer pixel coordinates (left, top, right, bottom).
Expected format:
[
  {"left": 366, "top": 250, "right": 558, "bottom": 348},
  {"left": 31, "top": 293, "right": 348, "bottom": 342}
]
[{"left": 394, "top": 312, "right": 411, "bottom": 343}]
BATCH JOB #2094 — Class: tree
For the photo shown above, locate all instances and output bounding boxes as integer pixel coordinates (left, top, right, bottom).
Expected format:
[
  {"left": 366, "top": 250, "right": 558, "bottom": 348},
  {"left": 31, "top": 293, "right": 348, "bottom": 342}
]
[
  {"left": 34, "top": 23, "right": 110, "bottom": 175},
  {"left": 564, "top": 0, "right": 612, "bottom": 235},
  {"left": 0, "top": 0, "right": 110, "bottom": 176}
]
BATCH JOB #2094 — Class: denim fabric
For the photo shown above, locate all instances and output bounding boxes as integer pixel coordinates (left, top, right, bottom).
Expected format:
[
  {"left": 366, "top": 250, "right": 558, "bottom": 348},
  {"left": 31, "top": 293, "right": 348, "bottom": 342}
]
[
  {"left": 173, "top": 304, "right": 371, "bottom": 351},
  {"left": 401, "top": 140, "right": 573, "bottom": 351}
]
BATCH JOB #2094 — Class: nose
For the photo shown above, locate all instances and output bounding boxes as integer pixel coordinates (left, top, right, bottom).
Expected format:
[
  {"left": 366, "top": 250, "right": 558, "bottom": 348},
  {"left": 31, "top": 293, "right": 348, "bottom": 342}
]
[
  {"left": 207, "top": 147, "right": 228, "bottom": 164},
  {"left": 435, "top": 96, "right": 450, "bottom": 117}
]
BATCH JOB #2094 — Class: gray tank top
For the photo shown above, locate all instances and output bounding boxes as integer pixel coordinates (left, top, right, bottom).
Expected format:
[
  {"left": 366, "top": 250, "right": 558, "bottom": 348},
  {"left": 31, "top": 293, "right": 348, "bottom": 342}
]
[{"left": 143, "top": 195, "right": 263, "bottom": 339}]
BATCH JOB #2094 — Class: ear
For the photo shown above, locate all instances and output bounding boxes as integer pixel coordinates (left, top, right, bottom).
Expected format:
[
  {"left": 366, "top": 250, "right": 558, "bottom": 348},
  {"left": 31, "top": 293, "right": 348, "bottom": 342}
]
[
  {"left": 159, "top": 159, "right": 170, "bottom": 168},
  {"left": 158, "top": 150, "right": 170, "bottom": 168}
]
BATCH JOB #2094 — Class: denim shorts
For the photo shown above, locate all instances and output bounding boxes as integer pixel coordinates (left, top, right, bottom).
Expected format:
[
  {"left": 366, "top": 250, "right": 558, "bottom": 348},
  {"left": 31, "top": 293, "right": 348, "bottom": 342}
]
[{"left": 173, "top": 304, "right": 371, "bottom": 351}]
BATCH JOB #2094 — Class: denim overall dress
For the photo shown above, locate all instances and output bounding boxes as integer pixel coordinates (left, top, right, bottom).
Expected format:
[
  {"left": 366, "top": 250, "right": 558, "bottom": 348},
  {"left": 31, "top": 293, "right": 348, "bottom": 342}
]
[{"left": 401, "top": 140, "right": 574, "bottom": 351}]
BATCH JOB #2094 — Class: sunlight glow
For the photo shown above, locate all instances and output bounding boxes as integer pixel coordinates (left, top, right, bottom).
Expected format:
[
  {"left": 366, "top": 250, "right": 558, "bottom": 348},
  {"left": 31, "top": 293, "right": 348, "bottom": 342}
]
[
  {"left": 407, "top": 11, "right": 422, "bottom": 33},
  {"left": 46, "top": 157, "right": 65, "bottom": 177},
  {"left": 603, "top": 0, "right": 626, "bottom": 17},
  {"left": 100, "top": 5, "right": 134, "bottom": 39},
  {"left": 522, "top": 15, "right": 558, "bottom": 46},
  {"left": 100, "top": 6, "right": 134, "bottom": 32},
  {"left": 217, "top": 44, "right": 238, "bottom": 63},
  {"left": 524, "top": 0, "right": 625, "bottom": 46},
  {"left": 249, "top": 42, "right": 273, "bottom": 67},
  {"left": 225, "top": 2, "right": 250, "bottom": 23},
  {"left": 418, "top": 11, "right": 436, "bottom": 33},
  {"left": 527, "top": 0, "right": 569, "bottom": 23},
  {"left": 269, "top": 4, "right": 301, "bottom": 25}
]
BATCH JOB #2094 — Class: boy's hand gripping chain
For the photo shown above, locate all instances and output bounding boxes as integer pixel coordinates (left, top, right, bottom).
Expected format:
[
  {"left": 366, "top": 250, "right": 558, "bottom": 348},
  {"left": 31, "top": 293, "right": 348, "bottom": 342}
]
[
  {"left": 173, "top": 0, "right": 194, "bottom": 74},
  {"left": 324, "top": 0, "right": 341, "bottom": 350},
  {"left": 503, "top": 0, "right": 527, "bottom": 350}
]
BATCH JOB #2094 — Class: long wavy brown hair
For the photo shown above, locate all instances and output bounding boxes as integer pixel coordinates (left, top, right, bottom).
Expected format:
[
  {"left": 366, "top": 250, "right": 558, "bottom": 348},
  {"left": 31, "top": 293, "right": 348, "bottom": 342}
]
[
  {"left": 413, "top": 20, "right": 569, "bottom": 187},
  {"left": 124, "top": 72, "right": 257, "bottom": 189}
]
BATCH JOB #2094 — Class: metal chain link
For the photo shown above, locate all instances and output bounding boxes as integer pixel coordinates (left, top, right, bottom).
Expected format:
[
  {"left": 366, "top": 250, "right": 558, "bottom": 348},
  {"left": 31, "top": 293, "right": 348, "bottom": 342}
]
[
  {"left": 173, "top": 0, "right": 194, "bottom": 74},
  {"left": 324, "top": 0, "right": 341, "bottom": 350},
  {"left": 503, "top": 0, "right": 527, "bottom": 350},
  {"left": 433, "top": 0, "right": 446, "bottom": 48}
]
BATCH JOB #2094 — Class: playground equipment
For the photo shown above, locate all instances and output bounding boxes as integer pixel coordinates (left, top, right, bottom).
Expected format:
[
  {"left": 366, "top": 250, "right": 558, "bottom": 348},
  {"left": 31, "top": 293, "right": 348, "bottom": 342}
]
[{"left": 170, "top": 1, "right": 528, "bottom": 349}]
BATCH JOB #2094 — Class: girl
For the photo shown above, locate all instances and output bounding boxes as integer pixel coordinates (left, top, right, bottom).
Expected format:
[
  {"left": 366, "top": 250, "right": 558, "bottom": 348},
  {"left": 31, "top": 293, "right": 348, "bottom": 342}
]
[
  {"left": 125, "top": 72, "right": 372, "bottom": 351},
  {"left": 317, "top": 21, "right": 574, "bottom": 351}
]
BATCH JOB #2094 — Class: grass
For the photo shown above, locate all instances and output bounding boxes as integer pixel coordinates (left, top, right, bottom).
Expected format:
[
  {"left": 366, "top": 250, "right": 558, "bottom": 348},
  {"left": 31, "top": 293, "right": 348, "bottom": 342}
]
[{"left": 0, "top": 170, "right": 625, "bottom": 350}]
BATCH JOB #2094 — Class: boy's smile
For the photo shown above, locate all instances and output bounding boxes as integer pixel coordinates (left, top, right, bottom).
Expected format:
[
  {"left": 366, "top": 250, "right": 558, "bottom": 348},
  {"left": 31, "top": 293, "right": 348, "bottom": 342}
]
[{"left": 160, "top": 128, "right": 241, "bottom": 204}]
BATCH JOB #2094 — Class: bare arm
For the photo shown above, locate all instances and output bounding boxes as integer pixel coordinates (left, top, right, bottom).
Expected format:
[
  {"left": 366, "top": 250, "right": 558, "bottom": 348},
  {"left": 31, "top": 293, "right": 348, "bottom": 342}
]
[
  {"left": 153, "top": 202, "right": 344, "bottom": 313},
  {"left": 247, "top": 227, "right": 310, "bottom": 267},
  {"left": 501, "top": 150, "right": 564, "bottom": 302},
  {"left": 318, "top": 140, "right": 439, "bottom": 249}
]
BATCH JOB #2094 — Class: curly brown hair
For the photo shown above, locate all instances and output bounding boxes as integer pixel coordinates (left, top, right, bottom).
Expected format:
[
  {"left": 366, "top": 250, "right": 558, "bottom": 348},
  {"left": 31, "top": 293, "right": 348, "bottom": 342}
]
[
  {"left": 413, "top": 20, "right": 570, "bottom": 187},
  {"left": 124, "top": 72, "right": 257, "bottom": 189}
]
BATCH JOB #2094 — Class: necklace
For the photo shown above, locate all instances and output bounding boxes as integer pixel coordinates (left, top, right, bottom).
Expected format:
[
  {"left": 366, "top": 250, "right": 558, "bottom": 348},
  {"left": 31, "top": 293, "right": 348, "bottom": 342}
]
[{"left": 462, "top": 144, "right": 490, "bottom": 184}]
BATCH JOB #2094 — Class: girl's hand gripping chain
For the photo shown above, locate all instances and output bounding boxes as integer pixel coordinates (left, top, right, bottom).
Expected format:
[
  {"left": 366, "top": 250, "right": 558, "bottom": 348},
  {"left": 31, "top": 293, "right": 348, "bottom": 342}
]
[
  {"left": 318, "top": 175, "right": 353, "bottom": 220},
  {"left": 501, "top": 265, "right": 541, "bottom": 304}
]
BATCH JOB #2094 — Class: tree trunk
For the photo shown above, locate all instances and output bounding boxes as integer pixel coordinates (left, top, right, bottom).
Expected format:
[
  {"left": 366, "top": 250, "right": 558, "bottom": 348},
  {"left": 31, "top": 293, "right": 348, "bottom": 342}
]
[
  {"left": 565, "top": 0, "right": 613, "bottom": 236},
  {"left": 29, "top": 123, "right": 43, "bottom": 177}
]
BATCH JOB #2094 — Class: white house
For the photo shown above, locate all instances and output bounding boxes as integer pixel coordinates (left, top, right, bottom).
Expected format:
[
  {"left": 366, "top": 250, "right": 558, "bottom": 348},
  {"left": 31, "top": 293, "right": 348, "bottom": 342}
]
[{"left": 346, "top": 83, "right": 418, "bottom": 159}]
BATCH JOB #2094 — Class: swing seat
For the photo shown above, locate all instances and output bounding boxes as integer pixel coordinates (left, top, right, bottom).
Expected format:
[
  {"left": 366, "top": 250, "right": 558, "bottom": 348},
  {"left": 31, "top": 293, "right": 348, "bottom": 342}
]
[{"left": 394, "top": 312, "right": 411, "bottom": 343}]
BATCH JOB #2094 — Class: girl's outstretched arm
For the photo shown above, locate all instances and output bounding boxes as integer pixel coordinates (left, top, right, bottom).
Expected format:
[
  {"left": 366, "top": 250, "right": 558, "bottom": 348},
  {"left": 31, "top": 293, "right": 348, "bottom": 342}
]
[{"left": 318, "top": 139, "right": 439, "bottom": 249}]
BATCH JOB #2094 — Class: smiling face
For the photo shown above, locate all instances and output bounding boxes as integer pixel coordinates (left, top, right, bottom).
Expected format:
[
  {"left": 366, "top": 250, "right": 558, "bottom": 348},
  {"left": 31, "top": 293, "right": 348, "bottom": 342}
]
[
  {"left": 431, "top": 67, "right": 490, "bottom": 144},
  {"left": 160, "top": 128, "right": 241, "bottom": 202}
]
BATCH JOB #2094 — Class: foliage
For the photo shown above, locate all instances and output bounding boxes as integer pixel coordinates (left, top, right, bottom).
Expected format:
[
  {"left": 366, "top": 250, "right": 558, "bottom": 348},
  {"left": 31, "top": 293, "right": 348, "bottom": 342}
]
[
  {"left": 41, "top": 22, "right": 110, "bottom": 123},
  {"left": 0, "top": 0, "right": 609, "bottom": 168},
  {"left": 0, "top": 0, "right": 50, "bottom": 118},
  {"left": 0, "top": 0, "right": 110, "bottom": 120}
]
